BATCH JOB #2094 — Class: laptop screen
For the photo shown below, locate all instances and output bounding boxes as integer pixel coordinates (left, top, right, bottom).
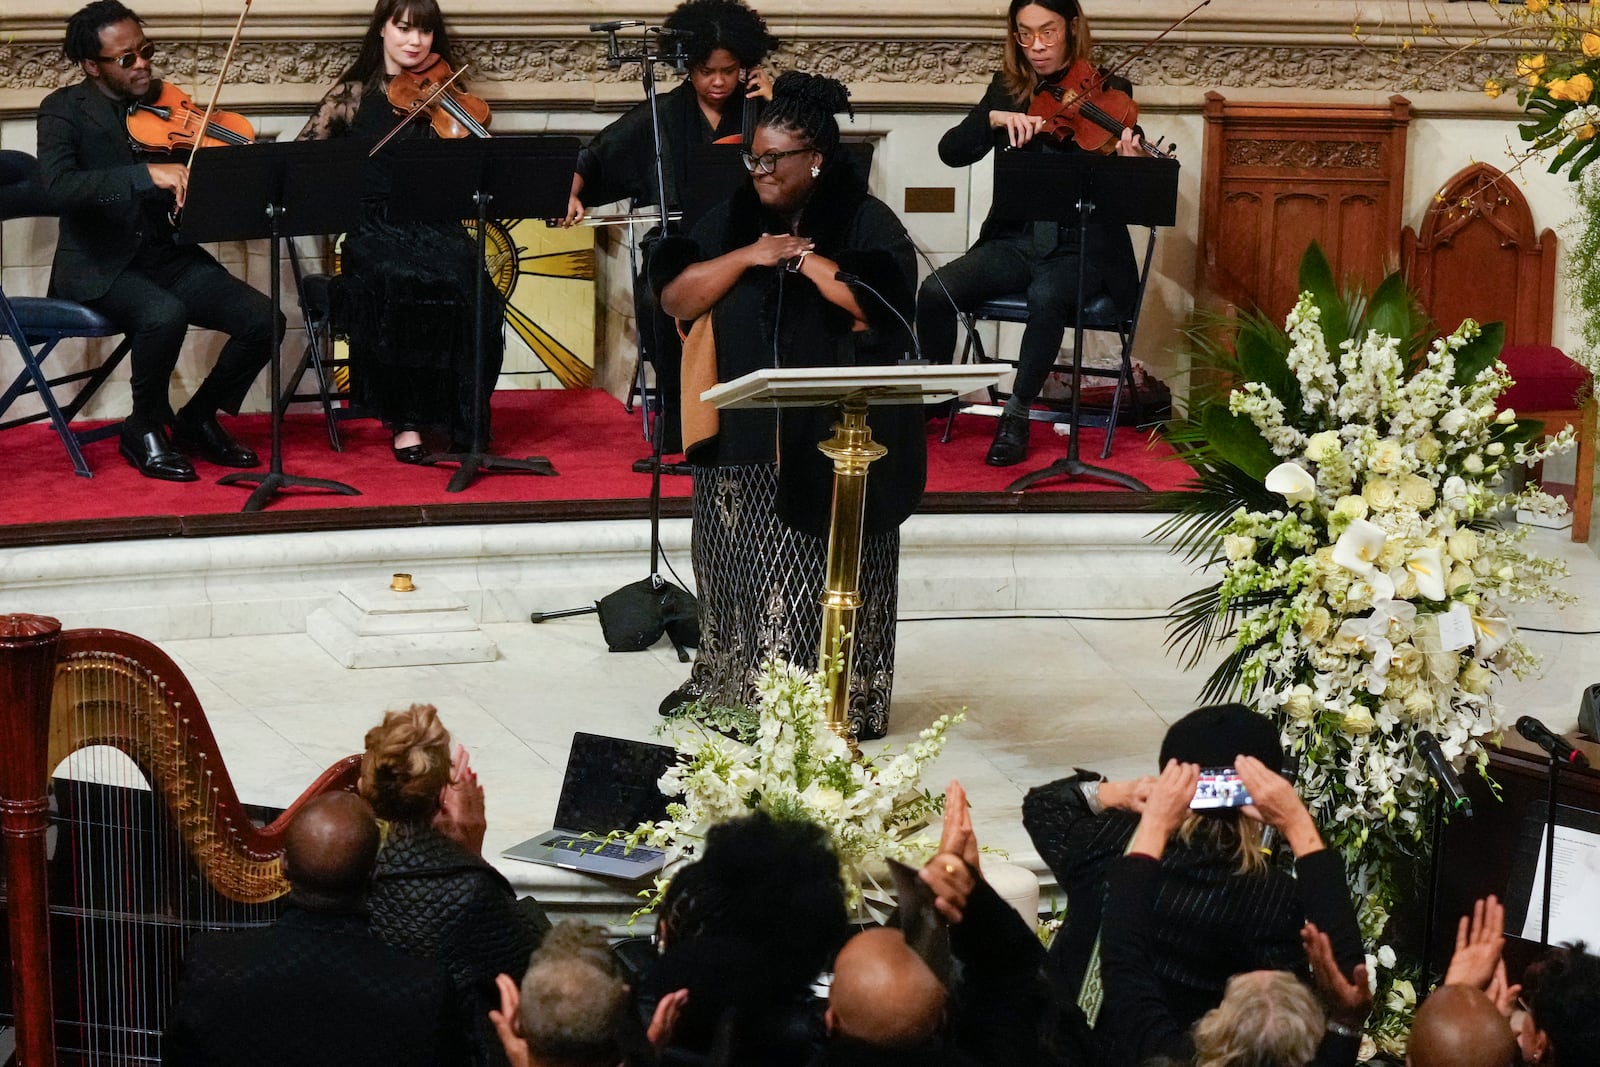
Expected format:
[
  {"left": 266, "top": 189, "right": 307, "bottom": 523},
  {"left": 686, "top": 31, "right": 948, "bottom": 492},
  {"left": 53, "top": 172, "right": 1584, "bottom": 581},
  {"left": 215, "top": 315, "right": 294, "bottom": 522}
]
[{"left": 553, "top": 732, "right": 678, "bottom": 835}]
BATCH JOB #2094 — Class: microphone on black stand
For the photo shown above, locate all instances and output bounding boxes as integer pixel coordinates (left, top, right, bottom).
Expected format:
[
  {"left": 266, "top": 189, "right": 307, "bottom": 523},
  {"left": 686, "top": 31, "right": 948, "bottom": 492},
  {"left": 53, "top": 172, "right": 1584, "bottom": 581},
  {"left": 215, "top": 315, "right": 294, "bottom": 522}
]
[
  {"left": 1517, "top": 716, "right": 1591, "bottom": 767},
  {"left": 834, "top": 270, "right": 923, "bottom": 364},
  {"left": 1415, "top": 730, "right": 1472, "bottom": 816}
]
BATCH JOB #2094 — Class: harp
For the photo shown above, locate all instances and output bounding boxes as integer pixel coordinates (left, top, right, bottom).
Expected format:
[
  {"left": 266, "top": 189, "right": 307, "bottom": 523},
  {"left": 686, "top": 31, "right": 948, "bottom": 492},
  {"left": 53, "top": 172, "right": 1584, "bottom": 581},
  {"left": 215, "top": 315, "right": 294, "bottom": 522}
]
[{"left": 0, "top": 614, "right": 363, "bottom": 1065}]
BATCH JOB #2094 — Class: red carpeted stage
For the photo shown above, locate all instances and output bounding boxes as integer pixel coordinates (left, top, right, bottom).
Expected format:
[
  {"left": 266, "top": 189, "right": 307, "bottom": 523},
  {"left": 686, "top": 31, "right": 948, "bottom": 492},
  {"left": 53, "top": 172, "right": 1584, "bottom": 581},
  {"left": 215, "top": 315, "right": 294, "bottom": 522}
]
[{"left": 2, "top": 389, "right": 1187, "bottom": 544}]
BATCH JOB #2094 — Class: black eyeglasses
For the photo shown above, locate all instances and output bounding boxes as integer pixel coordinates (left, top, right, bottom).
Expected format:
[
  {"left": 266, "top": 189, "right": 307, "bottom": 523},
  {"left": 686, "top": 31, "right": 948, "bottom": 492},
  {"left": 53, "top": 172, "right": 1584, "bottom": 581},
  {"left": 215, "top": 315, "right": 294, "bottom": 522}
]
[
  {"left": 740, "top": 147, "right": 812, "bottom": 175},
  {"left": 97, "top": 42, "right": 156, "bottom": 69}
]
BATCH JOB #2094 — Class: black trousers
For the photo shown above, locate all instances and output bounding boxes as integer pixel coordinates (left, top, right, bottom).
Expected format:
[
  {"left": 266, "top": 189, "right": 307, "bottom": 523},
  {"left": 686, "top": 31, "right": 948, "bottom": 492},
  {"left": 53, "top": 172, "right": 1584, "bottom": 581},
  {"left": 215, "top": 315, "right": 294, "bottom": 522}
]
[
  {"left": 82, "top": 243, "right": 280, "bottom": 432},
  {"left": 914, "top": 231, "right": 1089, "bottom": 408}
]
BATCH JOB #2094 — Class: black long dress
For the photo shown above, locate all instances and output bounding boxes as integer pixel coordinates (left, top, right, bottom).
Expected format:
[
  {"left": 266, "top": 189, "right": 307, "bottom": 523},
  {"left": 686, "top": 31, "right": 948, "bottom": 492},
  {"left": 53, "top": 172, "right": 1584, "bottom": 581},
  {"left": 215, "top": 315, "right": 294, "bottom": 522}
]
[
  {"left": 298, "top": 80, "right": 504, "bottom": 446},
  {"left": 650, "top": 160, "right": 925, "bottom": 740}
]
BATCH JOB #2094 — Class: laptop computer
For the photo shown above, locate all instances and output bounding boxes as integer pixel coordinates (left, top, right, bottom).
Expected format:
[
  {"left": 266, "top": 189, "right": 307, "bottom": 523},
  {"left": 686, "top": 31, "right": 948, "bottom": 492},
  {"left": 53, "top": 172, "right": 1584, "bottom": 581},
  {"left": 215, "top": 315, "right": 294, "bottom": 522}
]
[{"left": 501, "top": 732, "right": 677, "bottom": 879}]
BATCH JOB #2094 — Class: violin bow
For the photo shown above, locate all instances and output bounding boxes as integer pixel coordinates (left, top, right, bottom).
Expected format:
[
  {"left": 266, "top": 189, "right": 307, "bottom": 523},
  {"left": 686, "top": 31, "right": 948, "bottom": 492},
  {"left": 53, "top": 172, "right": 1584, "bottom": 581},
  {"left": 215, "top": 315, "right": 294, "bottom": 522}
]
[
  {"left": 368, "top": 62, "right": 472, "bottom": 157},
  {"left": 183, "top": 0, "right": 255, "bottom": 172},
  {"left": 1051, "top": 0, "right": 1210, "bottom": 105}
]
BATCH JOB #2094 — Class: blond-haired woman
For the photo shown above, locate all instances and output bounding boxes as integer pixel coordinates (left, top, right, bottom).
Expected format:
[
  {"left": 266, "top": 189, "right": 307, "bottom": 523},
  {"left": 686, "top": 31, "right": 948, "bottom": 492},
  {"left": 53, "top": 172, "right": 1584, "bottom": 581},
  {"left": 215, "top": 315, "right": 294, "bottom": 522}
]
[{"left": 361, "top": 704, "right": 548, "bottom": 1065}]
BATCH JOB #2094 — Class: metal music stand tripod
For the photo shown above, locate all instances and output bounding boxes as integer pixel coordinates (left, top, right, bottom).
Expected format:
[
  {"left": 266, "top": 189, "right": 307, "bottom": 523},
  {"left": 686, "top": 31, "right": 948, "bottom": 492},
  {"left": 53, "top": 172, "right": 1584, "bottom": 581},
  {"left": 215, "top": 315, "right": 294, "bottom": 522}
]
[
  {"left": 384, "top": 136, "right": 577, "bottom": 492},
  {"left": 179, "top": 140, "right": 365, "bottom": 511},
  {"left": 993, "top": 153, "right": 1180, "bottom": 493}
]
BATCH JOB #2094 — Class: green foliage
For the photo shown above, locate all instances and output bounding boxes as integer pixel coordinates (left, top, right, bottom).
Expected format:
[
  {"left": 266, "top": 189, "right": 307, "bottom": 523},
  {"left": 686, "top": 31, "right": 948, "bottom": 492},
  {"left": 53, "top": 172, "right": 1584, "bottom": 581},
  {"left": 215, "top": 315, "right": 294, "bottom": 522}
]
[{"left": 1563, "top": 168, "right": 1600, "bottom": 383}]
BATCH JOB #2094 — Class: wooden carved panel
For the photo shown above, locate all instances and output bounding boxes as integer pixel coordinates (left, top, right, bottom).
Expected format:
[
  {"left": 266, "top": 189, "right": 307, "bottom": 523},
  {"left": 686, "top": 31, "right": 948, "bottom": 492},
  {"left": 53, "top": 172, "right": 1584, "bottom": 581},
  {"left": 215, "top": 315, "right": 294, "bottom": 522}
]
[
  {"left": 1197, "top": 91, "right": 1411, "bottom": 322},
  {"left": 1401, "top": 162, "right": 1557, "bottom": 346}
]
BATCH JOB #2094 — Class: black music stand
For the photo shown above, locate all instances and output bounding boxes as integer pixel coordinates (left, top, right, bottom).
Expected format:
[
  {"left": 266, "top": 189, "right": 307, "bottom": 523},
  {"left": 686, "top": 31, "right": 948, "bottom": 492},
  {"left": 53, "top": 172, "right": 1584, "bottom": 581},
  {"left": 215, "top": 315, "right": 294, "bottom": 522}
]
[
  {"left": 992, "top": 154, "right": 1180, "bottom": 493},
  {"left": 385, "top": 137, "right": 576, "bottom": 492},
  {"left": 179, "top": 141, "right": 365, "bottom": 511}
]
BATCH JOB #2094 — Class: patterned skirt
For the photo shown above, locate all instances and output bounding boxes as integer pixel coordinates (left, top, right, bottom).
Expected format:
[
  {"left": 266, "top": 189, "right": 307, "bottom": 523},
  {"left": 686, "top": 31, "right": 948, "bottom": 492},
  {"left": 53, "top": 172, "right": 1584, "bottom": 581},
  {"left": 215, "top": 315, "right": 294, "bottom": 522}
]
[{"left": 686, "top": 463, "right": 899, "bottom": 740}]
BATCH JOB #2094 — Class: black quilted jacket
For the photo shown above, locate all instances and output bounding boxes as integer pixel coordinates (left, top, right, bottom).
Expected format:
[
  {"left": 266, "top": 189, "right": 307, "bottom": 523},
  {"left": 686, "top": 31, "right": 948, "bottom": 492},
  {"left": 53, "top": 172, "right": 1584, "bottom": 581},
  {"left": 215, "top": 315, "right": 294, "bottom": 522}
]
[{"left": 367, "top": 823, "right": 549, "bottom": 1064}]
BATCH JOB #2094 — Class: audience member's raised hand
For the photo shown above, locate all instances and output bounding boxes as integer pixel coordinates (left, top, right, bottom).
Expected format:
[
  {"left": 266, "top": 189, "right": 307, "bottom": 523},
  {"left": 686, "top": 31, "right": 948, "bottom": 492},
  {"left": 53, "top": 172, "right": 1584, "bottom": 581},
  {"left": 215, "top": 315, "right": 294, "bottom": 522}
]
[
  {"left": 648, "top": 988, "right": 690, "bottom": 1051},
  {"left": 1485, "top": 959, "right": 1522, "bottom": 1019},
  {"left": 434, "top": 744, "right": 488, "bottom": 856},
  {"left": 1235, "top": 754, "right": 1324, "bottom": 856},
  {"left": 919, "top": 850, "right": 978, "bottom": 925},
  {"left": 1444, "top": 895, "right": 1508, "bottom": 991},
  {"left": 1099, "top": 774, "right": 1159, "bottom": 813},
  {"left": 1128, "top": 760, "right": 1200, "bottom": 860},
  {"left": 938, "top": 779, "right": 981, "bottom": 869},
  {"left": 1302, "top": 921, "right": 1373, "bottom": 1029},
  {"left": 488, "top": 972, "right": 531, "bottom": 1067}
]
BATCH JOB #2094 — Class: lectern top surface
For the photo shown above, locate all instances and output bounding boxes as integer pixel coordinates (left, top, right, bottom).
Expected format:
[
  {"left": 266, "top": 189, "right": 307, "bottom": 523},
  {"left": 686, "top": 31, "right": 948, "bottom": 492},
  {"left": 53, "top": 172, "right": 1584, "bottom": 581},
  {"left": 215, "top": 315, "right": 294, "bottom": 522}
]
[{"left": 702, "top": 365, "right": 1003, "bottom": 410}]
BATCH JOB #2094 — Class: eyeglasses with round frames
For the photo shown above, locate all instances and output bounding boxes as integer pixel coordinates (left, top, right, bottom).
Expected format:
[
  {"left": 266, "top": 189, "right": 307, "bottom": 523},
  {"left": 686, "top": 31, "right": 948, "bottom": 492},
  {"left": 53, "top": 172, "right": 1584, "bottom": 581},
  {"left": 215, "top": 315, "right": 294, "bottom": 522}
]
[
  {"left": 1013, "top": 27, "right": 1063, "bottom": 47},
  {"left": 96, "top": 41, "right": 157, "bottom": 69},
  {"left": 740, "top": 147, "right": 812, "bottom": 175}
]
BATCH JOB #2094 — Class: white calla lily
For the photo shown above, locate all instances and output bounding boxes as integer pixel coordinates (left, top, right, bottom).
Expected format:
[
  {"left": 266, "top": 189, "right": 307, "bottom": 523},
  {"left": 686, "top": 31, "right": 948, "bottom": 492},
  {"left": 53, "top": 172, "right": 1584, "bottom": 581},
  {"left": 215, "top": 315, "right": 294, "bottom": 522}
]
[
  {"left": 1266, "top": 461, "right": 1317, "bottom": 503},
  {"left": 1405, "top": 547, "right": 1447, "bottom": 601},
  {"left": 1332, "top": 518, "right": 1388, "bottom": 576},
  {"left": 1472, "top": 614, "right": 1512, "bottom": 659}
]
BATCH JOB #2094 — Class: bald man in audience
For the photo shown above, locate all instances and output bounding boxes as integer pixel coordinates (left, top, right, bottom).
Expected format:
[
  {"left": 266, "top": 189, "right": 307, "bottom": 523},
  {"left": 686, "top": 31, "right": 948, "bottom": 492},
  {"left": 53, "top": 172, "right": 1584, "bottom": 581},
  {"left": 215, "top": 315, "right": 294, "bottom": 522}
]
[
  {"left": 1406, "top": 986, "right": 1516, "bottom": 1067},
  {"left": 163, "top": 792, "right": 471, "bottom": 1067},
  {"left": 816, "top": 781, "right": 1048, "bottom": 1066}
]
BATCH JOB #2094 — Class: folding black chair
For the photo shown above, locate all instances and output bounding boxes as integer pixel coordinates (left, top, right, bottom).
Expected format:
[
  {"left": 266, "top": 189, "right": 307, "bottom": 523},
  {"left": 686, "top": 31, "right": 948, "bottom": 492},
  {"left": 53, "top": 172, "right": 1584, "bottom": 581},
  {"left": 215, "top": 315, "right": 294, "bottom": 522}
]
[
  {"left": 0, "top": 150, "right": 131, "bottom": 477},
  {"left": 941, "top": 225, "right": 1162, "bottom": 460}
]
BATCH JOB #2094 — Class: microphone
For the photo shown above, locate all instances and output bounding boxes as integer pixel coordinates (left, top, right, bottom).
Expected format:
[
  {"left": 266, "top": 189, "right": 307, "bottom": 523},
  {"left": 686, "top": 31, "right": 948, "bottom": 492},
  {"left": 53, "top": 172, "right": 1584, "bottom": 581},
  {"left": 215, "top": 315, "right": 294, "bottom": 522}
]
[
  {"left": 589, "top": 19, "right": 644, "bottom": 31},
  {"left": 835, "top": 270, "right": 924, "bottom": 364},
  {"left": 651, "top": 26, "right": 691, "bottom": 35},
  {"left": 1517, "top": 716, "right": 1592, "bottom": 768},
  {"left": 1415, "top": 730, "right": 1473, "bottom": 816}
]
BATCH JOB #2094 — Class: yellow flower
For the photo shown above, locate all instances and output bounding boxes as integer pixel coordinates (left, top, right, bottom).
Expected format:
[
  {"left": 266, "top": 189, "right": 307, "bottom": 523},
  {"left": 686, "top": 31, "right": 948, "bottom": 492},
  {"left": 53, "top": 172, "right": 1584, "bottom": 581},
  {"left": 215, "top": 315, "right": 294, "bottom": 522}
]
[
  {"left": 1585, "top": 33, "right": 1600, "bottom": 58},
  {"left": 1484, "top": 79, "right": 1504, "bottom": 99},
  {"left": 1519, "top": 53, "right": 1549, "bottom": 86},
  {"left": 1525, "top": 0, "right": 1549, "bottom": 13},
  {"left": 1548, "top": 73, "right": 1595, "bottom": 102},
  {"left": 1580, "top": 123, "right": 1599, "bottom": 141}
]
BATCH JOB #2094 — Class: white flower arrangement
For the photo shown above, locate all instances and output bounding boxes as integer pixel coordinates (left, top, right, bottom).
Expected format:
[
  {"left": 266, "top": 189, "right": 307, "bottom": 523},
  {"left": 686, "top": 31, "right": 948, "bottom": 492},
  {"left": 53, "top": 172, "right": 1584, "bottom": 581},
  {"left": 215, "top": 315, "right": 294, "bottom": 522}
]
[
  {"left": 623, "top": 657, "right": 963, "bottom": 916},
  {"left": 1165, "top": 244, "right": 1574, "bottom": 1056}
]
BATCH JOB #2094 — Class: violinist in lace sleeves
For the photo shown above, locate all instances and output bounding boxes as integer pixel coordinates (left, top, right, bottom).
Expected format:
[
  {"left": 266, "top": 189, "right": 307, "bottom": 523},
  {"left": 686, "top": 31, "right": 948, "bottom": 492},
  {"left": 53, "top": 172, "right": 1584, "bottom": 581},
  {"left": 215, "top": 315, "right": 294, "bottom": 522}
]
[{"left": 295, "top": 0, "right": 504, "bottom": 464}]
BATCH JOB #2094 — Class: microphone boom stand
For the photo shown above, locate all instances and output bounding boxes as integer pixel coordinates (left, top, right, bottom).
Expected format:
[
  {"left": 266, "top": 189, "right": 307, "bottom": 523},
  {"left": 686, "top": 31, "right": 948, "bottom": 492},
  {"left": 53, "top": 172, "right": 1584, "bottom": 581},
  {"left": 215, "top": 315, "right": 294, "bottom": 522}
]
[{"left": 529, "top": 24, "right": 697, "bottom": 660}]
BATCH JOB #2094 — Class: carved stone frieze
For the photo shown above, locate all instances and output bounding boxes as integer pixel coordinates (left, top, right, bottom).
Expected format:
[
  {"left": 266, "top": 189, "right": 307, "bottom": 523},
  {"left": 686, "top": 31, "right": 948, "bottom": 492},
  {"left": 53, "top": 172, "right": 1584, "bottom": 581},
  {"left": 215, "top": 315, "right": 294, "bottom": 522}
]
[
  {"left": 1226, "top": 139, "right": 1384, "bottom": 170},
  {"left": 0, "top": 38, "right": 1519, "bottom": 96}
]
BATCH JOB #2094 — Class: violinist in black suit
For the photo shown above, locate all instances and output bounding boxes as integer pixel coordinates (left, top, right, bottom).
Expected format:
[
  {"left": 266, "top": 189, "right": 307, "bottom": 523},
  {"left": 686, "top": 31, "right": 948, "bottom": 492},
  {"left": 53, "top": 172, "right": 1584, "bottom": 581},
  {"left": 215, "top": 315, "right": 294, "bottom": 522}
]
[
  {"left": 915, "top": 0, "right": 1144, "bottom": 469},
  {"left": 37, "top": 0, "right": 277, "bottom": 482}
]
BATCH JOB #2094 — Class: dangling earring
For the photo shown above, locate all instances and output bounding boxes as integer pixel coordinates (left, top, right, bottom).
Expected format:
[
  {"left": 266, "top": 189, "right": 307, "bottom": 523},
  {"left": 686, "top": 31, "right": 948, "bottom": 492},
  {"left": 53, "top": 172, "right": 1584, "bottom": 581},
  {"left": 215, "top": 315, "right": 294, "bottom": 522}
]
[{"left": 810, "top": 164, "right": 821, "bottom": 178}]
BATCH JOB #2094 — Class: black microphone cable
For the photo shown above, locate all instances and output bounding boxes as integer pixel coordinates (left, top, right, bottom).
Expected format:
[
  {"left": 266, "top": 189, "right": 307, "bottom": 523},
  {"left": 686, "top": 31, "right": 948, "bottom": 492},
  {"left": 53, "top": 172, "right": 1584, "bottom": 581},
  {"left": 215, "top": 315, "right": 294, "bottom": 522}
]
[{"left": 833, "top": 269, "right": 922, "bottom": 363}]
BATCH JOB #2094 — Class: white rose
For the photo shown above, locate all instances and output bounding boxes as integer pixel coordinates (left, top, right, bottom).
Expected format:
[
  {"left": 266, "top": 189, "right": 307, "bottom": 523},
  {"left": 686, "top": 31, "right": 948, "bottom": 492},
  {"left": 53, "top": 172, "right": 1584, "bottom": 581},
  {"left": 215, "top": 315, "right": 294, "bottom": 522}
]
[
  {"left": 1369, "top": 438, "right": 1405, "bottom": 474},
  {"left": 1377, "top": 945, "right": 1397, "bottom": 969},
  {"left": 1391, "top": 643, "right": 1423, "bottom": 675},
  {"left": 1403, "top": 688, "right": 1435, "bottom": 720},
  {"left": 1459, "top": 661, "right": 1494, "bottom": 694},
  {"left": 1448, "top": 563, "right": 1475, "bottom": 593},
  {"left": 1334, "top": 495, "right": 1369, "bottom": 521},
  {"left": 1284, "top": 684, "right": 1317, "bottom": 720},
  {"left": 1443, "top": 476, "right": 1471, "bottom": 512},
  {"left": 1398, "top": 474, "right": 1437, "bottom": 510},
  {"left": 1343, "top": 706, "right": 1378, "bottom": 735},
  {"left": 1447, "top": 528, "right": 1479, "bottom": 562},
  {"left": 1223, "top": 534, "right": 1257, "bottom": 561},
  {"left": 1306, "top": 430, "right": 1342, "bottom": 463},
  {"left": 1416, "top": 434, "right": 1443, "bottom": 463},
  {"left": 1363, "top": 478, "right": 1400, "bottom": 511}
]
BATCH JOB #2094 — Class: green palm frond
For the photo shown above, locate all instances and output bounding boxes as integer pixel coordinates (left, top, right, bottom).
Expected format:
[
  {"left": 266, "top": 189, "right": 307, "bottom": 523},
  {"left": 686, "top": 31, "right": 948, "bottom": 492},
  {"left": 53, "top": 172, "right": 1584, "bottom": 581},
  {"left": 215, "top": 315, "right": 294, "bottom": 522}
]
[
  {"left": 1196, "top": 645, "right": 1256, "bottom": 706},
  {"left": 1152, "top": 461, "right": 1285, "bottom": 565}
]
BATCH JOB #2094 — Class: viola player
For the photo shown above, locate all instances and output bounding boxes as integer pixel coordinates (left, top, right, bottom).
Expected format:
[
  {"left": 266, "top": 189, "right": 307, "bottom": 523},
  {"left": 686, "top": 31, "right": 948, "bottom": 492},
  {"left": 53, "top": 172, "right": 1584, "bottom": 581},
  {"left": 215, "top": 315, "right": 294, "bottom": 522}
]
[
  {"left": 915, "top": 0, "right": 1147, "bottom": 467},
  {"left": 36, "top": 0, "right": 276, "bottom": 481},
  {"left": 297, "top": 0, "right": 502, "bottom": 465}
]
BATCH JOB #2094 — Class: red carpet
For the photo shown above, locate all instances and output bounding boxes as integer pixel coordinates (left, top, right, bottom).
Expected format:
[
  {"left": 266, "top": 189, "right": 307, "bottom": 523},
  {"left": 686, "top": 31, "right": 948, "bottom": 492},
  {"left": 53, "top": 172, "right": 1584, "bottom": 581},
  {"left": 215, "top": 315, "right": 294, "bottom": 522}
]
[{"left": 1, "top": 390, "right": 1188, "bottom": 529}]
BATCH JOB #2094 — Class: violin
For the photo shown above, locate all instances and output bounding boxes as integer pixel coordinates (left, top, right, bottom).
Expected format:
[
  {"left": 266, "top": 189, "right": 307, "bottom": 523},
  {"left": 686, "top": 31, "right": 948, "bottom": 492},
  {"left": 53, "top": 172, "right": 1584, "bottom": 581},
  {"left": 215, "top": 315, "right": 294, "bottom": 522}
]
[
  {"left": 126, "top": 80, "right": 255, "bottom": 153},
  {"left": 1026, "top": 59, "right": 1173, "bottom": 160},
  {"left": 386, "top": 54, "right": 491, "bottom": 140}
]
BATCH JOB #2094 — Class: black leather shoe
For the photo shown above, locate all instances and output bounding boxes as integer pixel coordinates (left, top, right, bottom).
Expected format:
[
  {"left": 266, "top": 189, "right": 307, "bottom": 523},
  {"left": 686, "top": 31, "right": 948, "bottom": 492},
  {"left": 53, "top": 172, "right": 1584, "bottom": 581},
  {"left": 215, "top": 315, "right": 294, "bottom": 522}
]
[
  {"left": 985, "top": 412, "right": 1030, "bottom": 467},
  {"left": 172, "top": 415, "right": 259, "bottom": 468},
  {"left": 393, "top": 443, "right": 429, "bottom": 464},
  {"left": 119, "top": 428, "right": 198, "bottom": 482},
  {"left": 659, "top": 684, "right": 697, "bottom": 717}
]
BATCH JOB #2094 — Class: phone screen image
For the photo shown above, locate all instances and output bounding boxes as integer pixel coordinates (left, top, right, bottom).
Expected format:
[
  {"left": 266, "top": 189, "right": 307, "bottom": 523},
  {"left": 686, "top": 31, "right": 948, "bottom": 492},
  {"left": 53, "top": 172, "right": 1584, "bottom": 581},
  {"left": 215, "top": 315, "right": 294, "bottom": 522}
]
[{"left": 1191, "top": 767, "right": 1254, "bottom": 809}]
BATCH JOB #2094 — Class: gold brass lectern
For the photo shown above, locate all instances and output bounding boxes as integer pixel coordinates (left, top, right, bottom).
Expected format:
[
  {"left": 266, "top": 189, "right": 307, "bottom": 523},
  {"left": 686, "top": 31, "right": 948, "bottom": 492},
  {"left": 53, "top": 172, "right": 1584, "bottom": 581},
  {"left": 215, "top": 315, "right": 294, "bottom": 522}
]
[{"left": 703, "top": 365, "right": 1002, "bottom": 747}]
